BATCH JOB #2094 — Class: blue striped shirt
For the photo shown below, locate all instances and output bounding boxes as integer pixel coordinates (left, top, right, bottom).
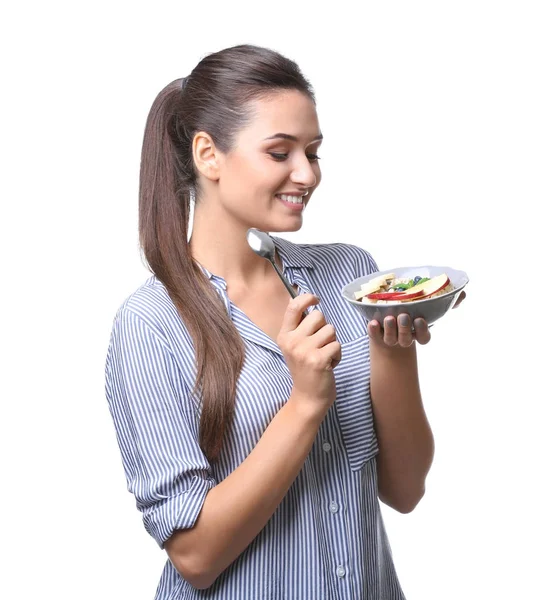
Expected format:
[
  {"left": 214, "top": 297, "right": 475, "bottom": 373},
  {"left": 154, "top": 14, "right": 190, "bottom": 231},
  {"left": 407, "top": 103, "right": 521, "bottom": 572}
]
[{"left": 105, "top": 236, "right": 406, "bottom": 599}]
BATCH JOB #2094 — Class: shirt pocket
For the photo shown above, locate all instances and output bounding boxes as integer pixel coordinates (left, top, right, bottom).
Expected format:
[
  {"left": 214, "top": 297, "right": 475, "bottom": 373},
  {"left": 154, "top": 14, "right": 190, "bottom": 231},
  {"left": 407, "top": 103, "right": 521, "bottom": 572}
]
[{"left": 333, "top": 335, "right": 379, "bottom": 470}]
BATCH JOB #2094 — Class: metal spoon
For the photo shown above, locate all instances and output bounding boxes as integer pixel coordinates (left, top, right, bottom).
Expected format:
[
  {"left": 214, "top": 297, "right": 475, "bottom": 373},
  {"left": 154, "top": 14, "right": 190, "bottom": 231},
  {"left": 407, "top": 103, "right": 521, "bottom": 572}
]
[{"left": 246, "top": 228, "right": 308, "bottom": 315}]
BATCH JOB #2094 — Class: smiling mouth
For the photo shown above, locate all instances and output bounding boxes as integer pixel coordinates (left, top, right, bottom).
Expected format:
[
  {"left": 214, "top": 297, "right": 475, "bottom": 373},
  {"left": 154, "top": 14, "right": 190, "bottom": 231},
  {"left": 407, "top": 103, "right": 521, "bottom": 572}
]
[{"left": 276, "top": 193, "right": 305, "bottom": 205}]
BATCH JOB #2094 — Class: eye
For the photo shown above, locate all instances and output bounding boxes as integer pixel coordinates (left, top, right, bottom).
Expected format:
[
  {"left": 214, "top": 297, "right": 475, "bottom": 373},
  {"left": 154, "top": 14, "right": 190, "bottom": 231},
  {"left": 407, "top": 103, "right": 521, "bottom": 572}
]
[{"left": 269, "top": 152, "right": 321, "bottom": 162}]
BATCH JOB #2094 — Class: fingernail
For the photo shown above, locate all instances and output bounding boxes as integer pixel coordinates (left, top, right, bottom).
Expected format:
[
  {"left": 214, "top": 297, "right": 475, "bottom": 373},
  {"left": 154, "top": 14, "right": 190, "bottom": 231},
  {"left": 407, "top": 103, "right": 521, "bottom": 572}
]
[{"left": 400, "top": 315, "right": 410, "bottom": 327}]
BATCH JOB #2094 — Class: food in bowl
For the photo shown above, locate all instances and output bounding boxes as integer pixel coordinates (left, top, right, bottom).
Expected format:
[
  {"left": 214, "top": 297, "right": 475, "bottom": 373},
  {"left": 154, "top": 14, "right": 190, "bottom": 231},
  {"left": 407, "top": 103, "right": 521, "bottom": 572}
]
[
  {"left": 342, "top": 265, "right": 468, "bottom": 326},
  {"left": 354, "top": 272, "right": 454, "bottom": 304}
]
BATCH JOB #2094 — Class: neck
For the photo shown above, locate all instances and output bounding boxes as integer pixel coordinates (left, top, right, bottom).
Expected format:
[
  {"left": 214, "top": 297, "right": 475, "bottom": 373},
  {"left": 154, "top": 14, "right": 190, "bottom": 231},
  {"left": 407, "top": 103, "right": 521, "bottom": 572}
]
[{"left": 189, "top": 202, "right": 283, "bottom": 287}]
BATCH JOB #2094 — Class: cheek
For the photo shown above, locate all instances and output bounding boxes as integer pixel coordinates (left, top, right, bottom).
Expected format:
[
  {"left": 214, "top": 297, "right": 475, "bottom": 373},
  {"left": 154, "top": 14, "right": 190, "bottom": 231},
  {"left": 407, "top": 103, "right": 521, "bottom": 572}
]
[
  {"left": 228, "top": 155, "right": 271, "bottom": 183},
  {"left": 248, "top": 160, "right": 288, "bottom": 193}
]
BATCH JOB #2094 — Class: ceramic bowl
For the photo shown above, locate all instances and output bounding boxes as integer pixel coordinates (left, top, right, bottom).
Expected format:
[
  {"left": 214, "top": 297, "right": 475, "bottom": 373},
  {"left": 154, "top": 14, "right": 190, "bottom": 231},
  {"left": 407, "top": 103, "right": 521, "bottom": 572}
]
[{"left": 341, "top": 265, "right": 469, "bottom": 326}]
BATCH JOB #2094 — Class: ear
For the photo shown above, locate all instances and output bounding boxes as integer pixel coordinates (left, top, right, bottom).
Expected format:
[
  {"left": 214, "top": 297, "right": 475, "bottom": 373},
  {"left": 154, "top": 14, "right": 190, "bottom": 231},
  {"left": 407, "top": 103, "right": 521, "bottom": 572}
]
[{"left": 192, "top": 132, "right": 220, "bottom": 181}]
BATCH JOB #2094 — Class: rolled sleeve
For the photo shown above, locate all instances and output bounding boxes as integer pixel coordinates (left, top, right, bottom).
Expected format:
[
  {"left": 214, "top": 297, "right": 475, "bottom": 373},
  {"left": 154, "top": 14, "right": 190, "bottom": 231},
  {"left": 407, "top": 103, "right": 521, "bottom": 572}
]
[
  {"left": 105, "top": 307, "right": 216, "bottom": 548},
  {"left": 142, "top": 471, "right": 215, "bottom": 548}
]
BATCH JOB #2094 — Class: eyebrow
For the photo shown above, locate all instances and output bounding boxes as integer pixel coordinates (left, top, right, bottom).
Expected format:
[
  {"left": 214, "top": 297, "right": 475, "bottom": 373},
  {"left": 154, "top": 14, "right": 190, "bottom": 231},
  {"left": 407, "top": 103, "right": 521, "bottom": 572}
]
[{"left": 264, "top": 133, "right": 323, "bottom": 142}]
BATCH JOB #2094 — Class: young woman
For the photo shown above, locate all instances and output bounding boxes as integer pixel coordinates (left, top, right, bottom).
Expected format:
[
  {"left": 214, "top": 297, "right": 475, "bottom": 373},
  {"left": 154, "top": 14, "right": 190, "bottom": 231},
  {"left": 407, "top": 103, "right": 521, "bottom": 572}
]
[{"left": 105, "top": 44, "right": 459, "bottom": 599}]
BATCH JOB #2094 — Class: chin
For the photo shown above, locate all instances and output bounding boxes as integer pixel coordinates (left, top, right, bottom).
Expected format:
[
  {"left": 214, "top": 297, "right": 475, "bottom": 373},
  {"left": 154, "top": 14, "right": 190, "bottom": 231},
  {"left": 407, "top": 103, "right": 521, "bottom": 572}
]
[
  {"left": 248, "top": 215, "right": 304, "bottom": 234},
  {"left": 273, "top": 220, "right": 304, "bottom": 233}
]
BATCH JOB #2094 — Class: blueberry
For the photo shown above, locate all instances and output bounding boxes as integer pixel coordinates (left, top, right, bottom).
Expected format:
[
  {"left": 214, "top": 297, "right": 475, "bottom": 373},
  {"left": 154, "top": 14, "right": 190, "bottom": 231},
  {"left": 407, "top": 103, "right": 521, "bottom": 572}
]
[{"left": 413, "top": 276, "right": 422, "bottom": 283}]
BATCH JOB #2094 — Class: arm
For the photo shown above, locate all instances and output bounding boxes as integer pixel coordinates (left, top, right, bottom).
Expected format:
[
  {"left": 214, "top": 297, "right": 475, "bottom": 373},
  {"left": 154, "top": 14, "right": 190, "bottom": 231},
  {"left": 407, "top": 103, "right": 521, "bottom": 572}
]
[
  {"left": 165, "top": 394, "right": 322, "bottom": 589},
  {"left": 369, "top": 317, "right": 435, "bottom": 513},
  {"left": 167, "top": 293, "right": 341, "bottom": 588},
  {"left": 349, "top": 246, "right": 436, "bottom": 512},
  {"left": 106, "top": 294, "right": 340, "bottom": 590},
  {"left": 106, "top": 310, "right": 322, "bottom": 589}
]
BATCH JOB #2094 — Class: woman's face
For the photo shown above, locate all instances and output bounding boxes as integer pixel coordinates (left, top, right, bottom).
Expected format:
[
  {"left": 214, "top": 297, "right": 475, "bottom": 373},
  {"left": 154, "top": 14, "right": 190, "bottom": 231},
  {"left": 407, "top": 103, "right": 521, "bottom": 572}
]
[{"left": 211, "top": 89, "right": 322, "bottom": 233}]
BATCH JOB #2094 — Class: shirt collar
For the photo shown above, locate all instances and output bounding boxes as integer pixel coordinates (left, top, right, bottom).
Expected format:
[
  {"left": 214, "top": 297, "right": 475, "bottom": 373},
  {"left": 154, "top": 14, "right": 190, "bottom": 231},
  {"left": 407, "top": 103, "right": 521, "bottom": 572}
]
[
  {"left": 195, "top": 261, "right": 222, "bottom": 285},
  {"left": 195, "top": 235, "right": 314, "bottom": 283},
  {"left": 271, "top": 235, "right": 314, "bottom": 270}
]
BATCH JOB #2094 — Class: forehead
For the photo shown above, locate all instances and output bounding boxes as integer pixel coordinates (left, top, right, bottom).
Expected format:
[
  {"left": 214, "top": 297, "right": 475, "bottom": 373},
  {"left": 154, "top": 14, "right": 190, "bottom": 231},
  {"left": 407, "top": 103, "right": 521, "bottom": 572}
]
[{"left": 242, "top": 90, "right": 321, "bottom": 141}]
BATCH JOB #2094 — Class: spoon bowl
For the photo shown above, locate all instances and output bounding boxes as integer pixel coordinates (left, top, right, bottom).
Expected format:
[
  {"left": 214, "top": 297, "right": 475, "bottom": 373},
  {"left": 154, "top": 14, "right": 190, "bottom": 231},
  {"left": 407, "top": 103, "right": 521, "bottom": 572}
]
[{"left": 246, "top": 229, "right": 306, "bottom": 314}]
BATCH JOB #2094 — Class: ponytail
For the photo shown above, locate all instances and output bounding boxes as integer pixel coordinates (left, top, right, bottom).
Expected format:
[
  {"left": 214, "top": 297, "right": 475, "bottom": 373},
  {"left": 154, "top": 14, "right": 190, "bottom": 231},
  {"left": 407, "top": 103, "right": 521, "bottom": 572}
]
[{"left": 139, "top": 80, "right": 245, "bottom": 463}]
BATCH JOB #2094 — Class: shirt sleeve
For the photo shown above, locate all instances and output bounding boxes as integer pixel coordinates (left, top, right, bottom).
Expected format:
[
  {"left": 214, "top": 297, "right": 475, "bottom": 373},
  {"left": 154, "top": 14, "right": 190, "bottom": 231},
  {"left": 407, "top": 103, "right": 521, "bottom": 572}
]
[
  {"left": 105, "top": 307, "right": 216, "bottom": 549},
  {"left": 352, "top": 244, "right": 380, "bottom": 278}
]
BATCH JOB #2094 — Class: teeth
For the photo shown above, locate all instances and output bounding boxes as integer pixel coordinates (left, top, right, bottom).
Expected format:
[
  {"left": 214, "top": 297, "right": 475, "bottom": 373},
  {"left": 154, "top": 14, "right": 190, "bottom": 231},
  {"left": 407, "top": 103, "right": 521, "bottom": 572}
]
[{"left": 277, "top": 194, "right": 304, "bottom": 204}]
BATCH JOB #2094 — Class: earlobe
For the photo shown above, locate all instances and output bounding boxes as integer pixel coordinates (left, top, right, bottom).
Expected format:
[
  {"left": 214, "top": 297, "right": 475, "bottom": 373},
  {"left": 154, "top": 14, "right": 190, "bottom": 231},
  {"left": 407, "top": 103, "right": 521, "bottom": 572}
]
[{"left": 192, "top": 132, "right": 220, "bottom": 181}]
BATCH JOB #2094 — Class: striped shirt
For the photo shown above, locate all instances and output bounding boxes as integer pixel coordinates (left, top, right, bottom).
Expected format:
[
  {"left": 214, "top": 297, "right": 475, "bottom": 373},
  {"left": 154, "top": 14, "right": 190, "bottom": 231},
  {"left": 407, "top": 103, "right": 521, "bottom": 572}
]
[{"left": 105, "top": 236, "right": 406, "bottom": 600}]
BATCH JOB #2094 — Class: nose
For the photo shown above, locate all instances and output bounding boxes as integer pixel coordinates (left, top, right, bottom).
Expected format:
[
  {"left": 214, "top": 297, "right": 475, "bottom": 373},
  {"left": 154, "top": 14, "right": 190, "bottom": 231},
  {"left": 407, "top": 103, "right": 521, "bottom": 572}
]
[{"left": 290, "top": 155, "right": 318, "bottom": 188}]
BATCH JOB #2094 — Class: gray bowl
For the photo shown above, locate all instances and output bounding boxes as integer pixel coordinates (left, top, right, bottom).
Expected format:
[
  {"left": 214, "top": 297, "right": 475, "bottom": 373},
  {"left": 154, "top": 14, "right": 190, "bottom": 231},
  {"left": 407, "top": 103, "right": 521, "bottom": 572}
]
[{"left": 341, "top": 265, "right": 469, "bottom": 326}]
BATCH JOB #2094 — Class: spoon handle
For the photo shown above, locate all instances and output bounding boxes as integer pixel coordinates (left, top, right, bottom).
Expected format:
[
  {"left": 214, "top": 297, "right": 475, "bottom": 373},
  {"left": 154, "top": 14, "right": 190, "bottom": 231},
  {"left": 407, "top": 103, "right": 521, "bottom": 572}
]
[
  {"left": 271, "top": 262, "right": 298, "bottom": 299},
  {"left": 270, "top": 261, "right": 309, "bottom": 317}
]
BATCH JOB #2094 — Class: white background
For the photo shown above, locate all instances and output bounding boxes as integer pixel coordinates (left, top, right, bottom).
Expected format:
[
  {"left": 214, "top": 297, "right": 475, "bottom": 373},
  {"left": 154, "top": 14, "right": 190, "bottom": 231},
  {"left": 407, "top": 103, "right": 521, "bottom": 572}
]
[{"left": 2, "top": 1, "right": 555, "bottom": 598}]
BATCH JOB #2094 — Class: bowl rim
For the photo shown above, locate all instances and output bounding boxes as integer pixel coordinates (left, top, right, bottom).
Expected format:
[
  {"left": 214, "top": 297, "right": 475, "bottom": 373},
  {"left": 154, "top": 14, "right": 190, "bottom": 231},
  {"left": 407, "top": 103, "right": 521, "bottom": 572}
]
[{"left": 341, "top": 265, "right": 469, "bottom": 308}]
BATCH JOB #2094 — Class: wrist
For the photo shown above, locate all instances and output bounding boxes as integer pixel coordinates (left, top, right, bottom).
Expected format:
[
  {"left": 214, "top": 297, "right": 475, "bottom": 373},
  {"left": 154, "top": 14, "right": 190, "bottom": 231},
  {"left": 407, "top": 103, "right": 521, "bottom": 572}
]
[{"left": 286, "top": 388, "right": 329, "bottom": 428}]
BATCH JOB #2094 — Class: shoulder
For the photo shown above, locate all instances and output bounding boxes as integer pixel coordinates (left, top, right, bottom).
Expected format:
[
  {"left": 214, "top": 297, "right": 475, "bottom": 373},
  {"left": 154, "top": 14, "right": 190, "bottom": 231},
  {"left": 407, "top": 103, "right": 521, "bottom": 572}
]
[
  {"left": 276, "top": 236, "right": 379, "bottom": 279},
  {"left": 306, "top": 241, "right": 377, "bottom": 271},
  {"left": 111, "top": 276, "right": 186, "bottom": 342},
  {"left": 106, "top": 277, "right": 198, "bottom": 395}
]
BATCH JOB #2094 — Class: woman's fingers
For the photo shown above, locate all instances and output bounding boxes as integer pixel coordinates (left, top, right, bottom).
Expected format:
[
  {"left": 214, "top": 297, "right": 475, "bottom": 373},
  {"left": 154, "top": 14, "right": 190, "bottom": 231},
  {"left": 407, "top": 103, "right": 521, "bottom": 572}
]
[
  {"left": 279, "top": 294, "right": 319, "bottom": 336},
  {"left": 367, "top": 314, "right": 431, "bottom": 347},
  {"left": 382, "top": 316, "right": 399, "bottom": 346},
  {"left": 296, "top": 307, "right": 328, "bottom": 337},
  {"left": 310, "top": 322, "right": 337, "bottom": 347},
  {"left": 413, "top": 318, "right": 431, "bottom": 345},
  {"left": 368, "top": 320, "right": 382, "bottom": 343},
  {"left": 396, "top": 314, "right": 414, "bottom": 347},
  {"left": 453, "top": 290, "right": 466, "bottom": 309}
]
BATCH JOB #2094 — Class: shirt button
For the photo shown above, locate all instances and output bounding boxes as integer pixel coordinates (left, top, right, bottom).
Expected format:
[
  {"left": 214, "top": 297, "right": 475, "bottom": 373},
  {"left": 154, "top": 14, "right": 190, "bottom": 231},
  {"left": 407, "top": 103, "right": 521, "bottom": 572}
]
[
  {"left": 323, "top": 442, "right": 332, "bottom": 452},
  {"left": 336, "top": 565, "right": 346, "bottom": 578},
  {"left": 329, "top": 501, "right": 339, "bottom": 514}
]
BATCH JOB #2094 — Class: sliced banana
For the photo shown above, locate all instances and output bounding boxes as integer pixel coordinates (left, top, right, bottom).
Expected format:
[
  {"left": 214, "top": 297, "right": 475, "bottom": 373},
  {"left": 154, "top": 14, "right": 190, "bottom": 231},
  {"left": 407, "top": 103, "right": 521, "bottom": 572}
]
[{"left": 355, "top": 273, "right": 395, "bottom": 298}]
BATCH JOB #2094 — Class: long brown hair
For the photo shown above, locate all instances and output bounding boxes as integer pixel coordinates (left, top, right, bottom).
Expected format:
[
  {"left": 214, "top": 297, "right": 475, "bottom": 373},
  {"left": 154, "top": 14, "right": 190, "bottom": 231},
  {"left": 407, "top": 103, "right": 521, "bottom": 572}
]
[{"left": 138, "top": 45, "right": 315, "bottom": 462}]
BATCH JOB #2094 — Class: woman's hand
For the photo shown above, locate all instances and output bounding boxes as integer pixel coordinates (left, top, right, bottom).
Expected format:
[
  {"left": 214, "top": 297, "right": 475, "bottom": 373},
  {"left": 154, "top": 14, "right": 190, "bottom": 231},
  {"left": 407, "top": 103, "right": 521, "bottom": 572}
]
[
  {"left": 368, "top": 315, "right": 431, "bottom": 348},
  {"left": 278, "top": 293, "right": 341, "bottom": 419},
  {"left": 453, "top": 290, "right": 466, "bottom": 308},
  {"left": 367, "top": 290, "right": 467, "bottom": 348}
]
